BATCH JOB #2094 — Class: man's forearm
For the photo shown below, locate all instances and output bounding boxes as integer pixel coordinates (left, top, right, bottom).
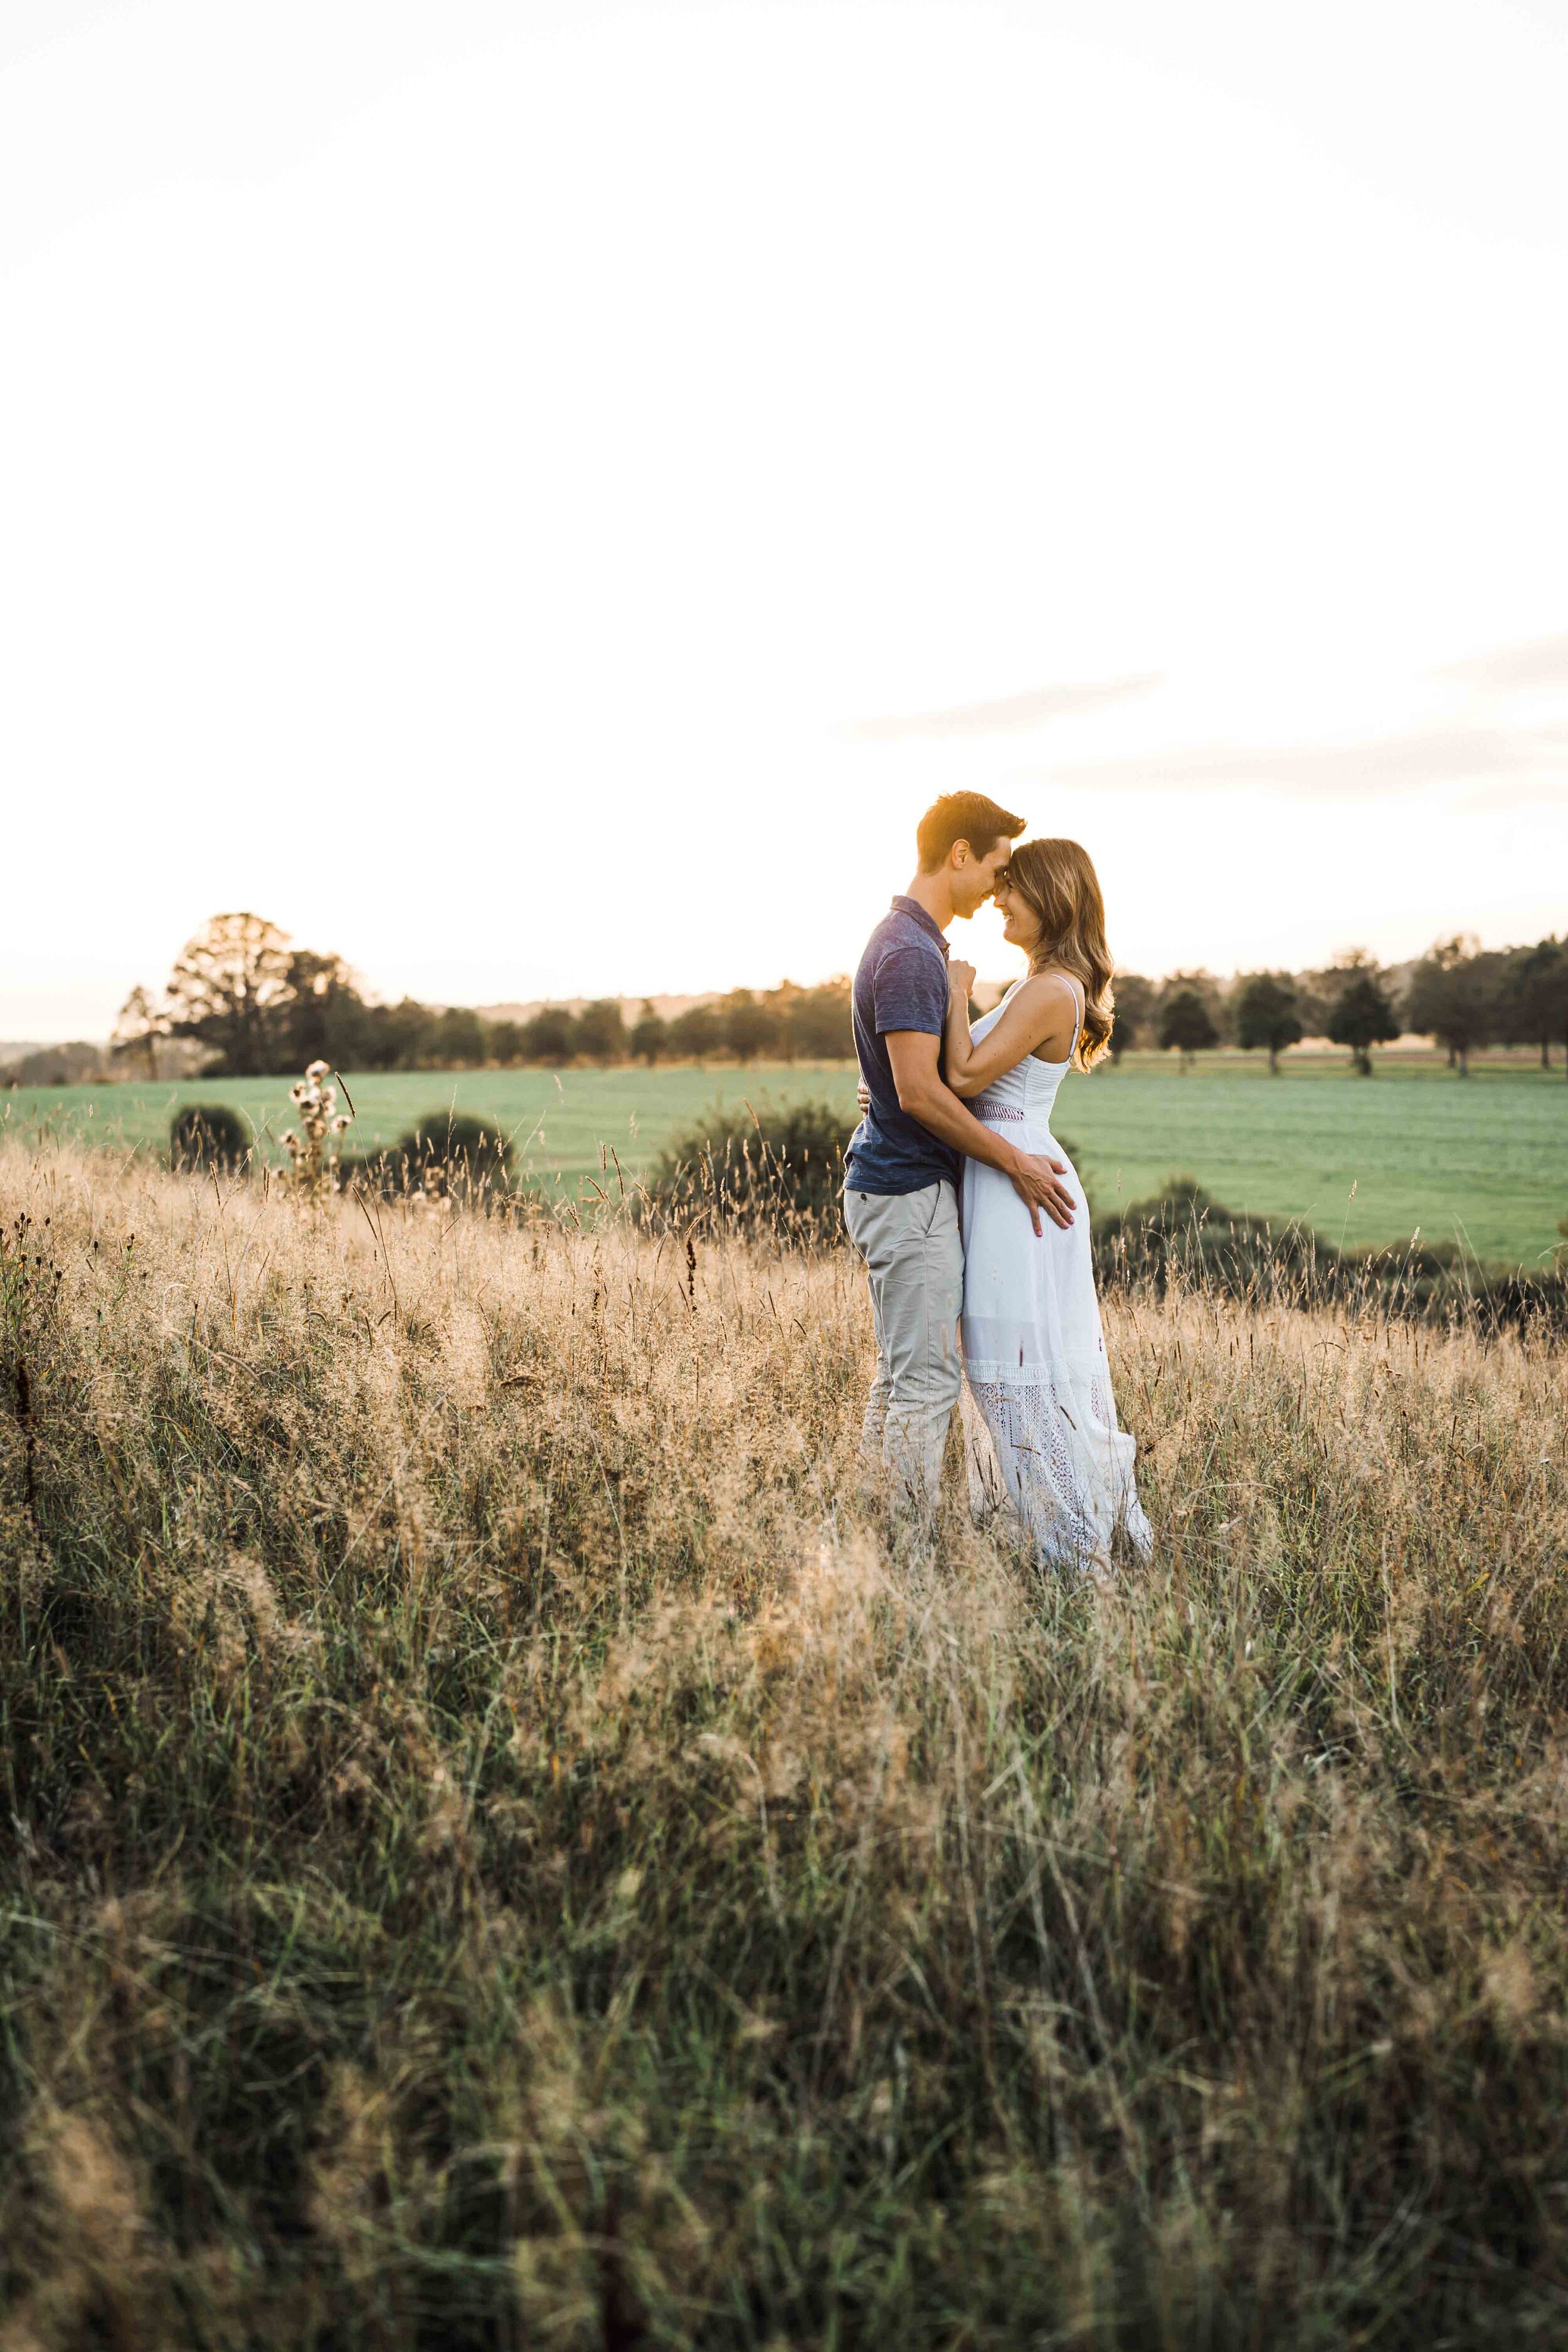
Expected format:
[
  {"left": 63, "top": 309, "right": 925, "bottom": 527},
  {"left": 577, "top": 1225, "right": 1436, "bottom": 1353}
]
[
  {"left": 942, "top": 1002, "right": 974, "bottom": 1086},
  {"left": 899, "top": 1078, "right": 1025, "bottom": 1177}
]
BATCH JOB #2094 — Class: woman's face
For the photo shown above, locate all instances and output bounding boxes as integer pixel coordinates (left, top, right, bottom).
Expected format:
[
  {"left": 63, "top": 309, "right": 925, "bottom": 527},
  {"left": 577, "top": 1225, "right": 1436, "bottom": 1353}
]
[{"left": 992, "top": 874, "right": 1043, "bottom": 955}]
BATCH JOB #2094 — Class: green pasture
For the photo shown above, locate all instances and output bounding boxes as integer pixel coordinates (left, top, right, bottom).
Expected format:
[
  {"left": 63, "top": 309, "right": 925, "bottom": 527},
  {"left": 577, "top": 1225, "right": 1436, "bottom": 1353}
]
[{"left": 5, "top": 1051, "right": 1566, "bottom": 1268}]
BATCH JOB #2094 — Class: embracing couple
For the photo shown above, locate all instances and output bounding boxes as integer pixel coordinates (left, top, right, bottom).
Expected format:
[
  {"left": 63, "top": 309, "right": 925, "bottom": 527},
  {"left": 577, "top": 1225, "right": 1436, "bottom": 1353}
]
[{"left": 844, "top": 792, "right": 1152, "bottom": 1576}]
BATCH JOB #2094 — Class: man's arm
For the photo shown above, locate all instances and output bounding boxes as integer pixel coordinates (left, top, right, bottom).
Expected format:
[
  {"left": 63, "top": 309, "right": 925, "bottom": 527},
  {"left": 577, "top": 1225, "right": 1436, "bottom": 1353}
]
[{"left": 884, "top": 1030, "right": 1075, "bottom": 1236}]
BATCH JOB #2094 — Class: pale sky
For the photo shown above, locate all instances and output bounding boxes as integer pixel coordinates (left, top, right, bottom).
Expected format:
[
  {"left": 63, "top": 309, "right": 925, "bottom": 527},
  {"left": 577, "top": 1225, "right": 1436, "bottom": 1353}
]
[{"left": 4, "top": 0, "right": 1566, "bottom": 1040}]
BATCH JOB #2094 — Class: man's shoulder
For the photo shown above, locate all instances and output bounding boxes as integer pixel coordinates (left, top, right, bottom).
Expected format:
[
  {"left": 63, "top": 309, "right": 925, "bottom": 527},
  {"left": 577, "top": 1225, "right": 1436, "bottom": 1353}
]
[{"left": 859, "top": 905, "right": 943, "bottom": 973}]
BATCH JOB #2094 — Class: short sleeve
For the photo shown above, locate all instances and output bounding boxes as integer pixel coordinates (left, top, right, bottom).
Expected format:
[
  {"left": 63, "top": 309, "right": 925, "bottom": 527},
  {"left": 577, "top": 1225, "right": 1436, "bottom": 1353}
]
[{"left": 872, "top": 943, "right": 947, "bottom": 1037}]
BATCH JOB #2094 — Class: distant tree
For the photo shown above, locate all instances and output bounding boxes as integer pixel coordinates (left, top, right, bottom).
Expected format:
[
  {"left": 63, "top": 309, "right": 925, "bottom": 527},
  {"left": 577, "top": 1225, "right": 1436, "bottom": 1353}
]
[
  {"left": 1403, "top": 937, "right": 1500, "bottom": 1076},
  {"left": 576, "top": 1000, "right": 627, "bottom": 1063},
  {"left": 11, "top": 1042, "right": 106, "bottom": 1086},
  {"left": 164, "top": 913, "right": 294, "bottom": 1076},
  {"left": 1162, "top": 969, "right": 1231, "bottom": 1045},
  {"left": 788, "top": 980, "right": 854, "bottom": 1060},
  {"left": 667, "top": 1005, "right": 721, "bottom": 1064},
  {"left": 346, "top": 1005, "right": 391, "bottom": 1071},
  {"left": 1538, "top": 948, "right": 1568, "bottom": 1082},
  {"left": 489, "top": 1019, "right": 526, "bottom": 1066},
  {"left": 1326, "top": 957, "right": 1399, "bottom": 1076},
  {"left": 630, "top": 1002, "right": 667, "bottom": 1064},
  {"left": 430, "top": 1005, "right": 488, "bottom": 1067},
  {"left": 278, "top": 949, "right": 368, "bottom": 1070},
  {"left": 1234, "top": 973, "right": 1303, "bottom": 1073},
  {"left": 1158, "top": 988, "right": 1219, "bottom": 1071},
  {"left": 521, "top": 1005, "right": 579, "bottom": 1065},
  {"left": 1108, "top": 973, "right": 1158, "bottom": 1061},
  {"left": 1289, "top": 970, "right": 1337, "bottom": 1040},
  {"left": 721, "top": 989, "right": 776, "bottom": 1064},
  {"left": 367, "top": 997, "right": 439, "bottom": 1071},
  {"left": 761, "top": 982, "right": 793, "bottom": 1062},
  {"left": 1500, "top": 938, "right": 1568, "bottom": 1073},
  {"left": 111, "top": 985, "right": 164, "bottom": 1079}
]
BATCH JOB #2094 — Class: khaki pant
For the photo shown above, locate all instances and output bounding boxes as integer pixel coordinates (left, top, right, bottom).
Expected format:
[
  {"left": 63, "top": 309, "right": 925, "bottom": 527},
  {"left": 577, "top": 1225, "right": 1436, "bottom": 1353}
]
[{"left": 843, "top": 1180, "right": 964, "bottom": 1518}]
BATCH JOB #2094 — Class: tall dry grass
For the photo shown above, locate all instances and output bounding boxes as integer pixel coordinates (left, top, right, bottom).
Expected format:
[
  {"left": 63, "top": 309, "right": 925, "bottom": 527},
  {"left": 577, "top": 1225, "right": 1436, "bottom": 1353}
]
[{"left": 1, "top": 1142, "right": 1567, "bottom": 2349}]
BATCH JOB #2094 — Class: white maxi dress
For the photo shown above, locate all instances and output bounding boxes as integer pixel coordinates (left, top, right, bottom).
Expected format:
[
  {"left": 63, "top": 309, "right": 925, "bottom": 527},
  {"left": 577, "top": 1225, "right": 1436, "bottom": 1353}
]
[{"left": 959, "top": 985, "right": 1153, "bottom": 1575}]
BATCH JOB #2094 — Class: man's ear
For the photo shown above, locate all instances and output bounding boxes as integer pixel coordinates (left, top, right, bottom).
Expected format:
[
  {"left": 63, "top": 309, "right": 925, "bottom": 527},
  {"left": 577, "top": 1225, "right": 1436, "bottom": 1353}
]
[{"left": 949, "top": 837, "right": 972, "bottom": 870}]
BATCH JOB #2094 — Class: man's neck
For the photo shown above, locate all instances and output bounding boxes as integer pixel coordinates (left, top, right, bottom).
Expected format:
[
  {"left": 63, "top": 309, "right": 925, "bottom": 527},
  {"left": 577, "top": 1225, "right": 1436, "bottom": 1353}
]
[{"left": 901, "top": 871, "right": 957, "bottom": 931}]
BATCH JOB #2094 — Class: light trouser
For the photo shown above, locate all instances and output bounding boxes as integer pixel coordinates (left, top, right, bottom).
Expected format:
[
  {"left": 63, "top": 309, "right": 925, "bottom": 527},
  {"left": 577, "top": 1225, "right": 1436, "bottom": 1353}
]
[{"left": 843, "top": 1179, "right": 964, "bottom": 1519}]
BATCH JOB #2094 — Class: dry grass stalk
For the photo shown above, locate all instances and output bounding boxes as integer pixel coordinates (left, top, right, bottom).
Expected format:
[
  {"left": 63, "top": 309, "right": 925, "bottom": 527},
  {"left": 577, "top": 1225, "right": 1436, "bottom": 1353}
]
[{"left": 1, "top": 1140, "right": 1566, "bottom": 2346}]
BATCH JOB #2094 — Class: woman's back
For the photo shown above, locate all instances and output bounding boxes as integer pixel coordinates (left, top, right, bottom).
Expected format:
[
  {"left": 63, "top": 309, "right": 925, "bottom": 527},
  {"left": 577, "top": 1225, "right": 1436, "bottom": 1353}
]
[{"left": 965, "top": 974, "right": 1081, "bottom": 1136}]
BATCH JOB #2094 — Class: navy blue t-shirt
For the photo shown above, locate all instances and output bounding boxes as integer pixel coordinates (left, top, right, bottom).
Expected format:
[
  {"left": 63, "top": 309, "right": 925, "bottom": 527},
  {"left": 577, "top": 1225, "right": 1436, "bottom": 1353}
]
[{"left": 844, "top": 896, "right": 960, "bottom": 1195}]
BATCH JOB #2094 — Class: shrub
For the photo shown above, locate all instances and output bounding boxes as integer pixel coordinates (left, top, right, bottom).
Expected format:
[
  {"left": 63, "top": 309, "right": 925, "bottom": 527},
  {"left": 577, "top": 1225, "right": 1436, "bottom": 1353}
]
[
  {"left": 644, "top": 1096, "right": 855, "bottom": 1241},
  {"left": 357, "top": 1111, "right": 515, "bottom": 1203},
  {"left": 169, "top": 1103, "right": 250, "bottom": 1174},
  {"left": 1095, "top": 1176, "right": 1568, "bottom": 1333}
]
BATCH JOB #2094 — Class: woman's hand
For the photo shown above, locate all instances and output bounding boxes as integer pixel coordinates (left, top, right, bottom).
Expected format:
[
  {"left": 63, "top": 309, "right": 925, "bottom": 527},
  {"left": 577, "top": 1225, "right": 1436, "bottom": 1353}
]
[
  {"left": 949, "top": 959, "right": 977, "bottom": 1000},
  {"left": 856, "top": 1077, "right": 871, "bottom": 1114}
]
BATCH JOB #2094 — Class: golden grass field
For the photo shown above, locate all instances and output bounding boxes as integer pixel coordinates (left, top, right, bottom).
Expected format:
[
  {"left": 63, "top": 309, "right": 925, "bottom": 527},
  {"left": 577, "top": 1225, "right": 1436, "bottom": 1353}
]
[{"left": 3, "top": 1143, "right": 1567, "bottom": 2348}]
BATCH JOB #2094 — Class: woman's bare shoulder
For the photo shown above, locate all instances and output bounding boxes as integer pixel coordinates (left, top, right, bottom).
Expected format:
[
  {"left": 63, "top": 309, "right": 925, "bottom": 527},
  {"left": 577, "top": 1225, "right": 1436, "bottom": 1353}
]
[
  {"left": 1007, "top": 969, "right": 1079, "bottom": 1023},
  {"left": 1008, "top": 969, "right": 1080, "bottom": 1056},
  {"left": 1012, "top": 967, "right": 1079, "bottom": 1006}
]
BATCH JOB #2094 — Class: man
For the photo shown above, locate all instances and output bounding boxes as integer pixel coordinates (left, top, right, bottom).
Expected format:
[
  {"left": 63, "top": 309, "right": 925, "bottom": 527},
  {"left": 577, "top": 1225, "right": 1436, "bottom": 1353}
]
[{"left": 844, "top": 792, "right": 1075, "bottom": 1519}]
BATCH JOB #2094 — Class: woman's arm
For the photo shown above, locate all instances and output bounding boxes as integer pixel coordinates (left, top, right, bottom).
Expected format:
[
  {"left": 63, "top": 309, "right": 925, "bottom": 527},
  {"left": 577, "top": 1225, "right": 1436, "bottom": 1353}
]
[
  {"left": 943, "top": 967, "right": 1078, "bottom": 1096},
  {"left": 883, "top": 1031, "right": 1075, "bottom": 1231},
  {"left": 941, "top": 964, "right": 983, "bottom": 1094}
]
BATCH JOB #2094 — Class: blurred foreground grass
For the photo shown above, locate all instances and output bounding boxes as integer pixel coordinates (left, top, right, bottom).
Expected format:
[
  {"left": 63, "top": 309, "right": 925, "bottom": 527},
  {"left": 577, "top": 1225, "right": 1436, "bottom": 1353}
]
[{"left": 2, "top": 1145, "right": 1567, "bottom": 2347}]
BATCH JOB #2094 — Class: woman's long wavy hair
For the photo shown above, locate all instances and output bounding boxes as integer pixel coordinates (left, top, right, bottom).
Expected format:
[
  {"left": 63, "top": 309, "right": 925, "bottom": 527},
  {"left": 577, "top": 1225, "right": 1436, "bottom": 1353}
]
[{"left": 1005, "top": 837, "right": 1116, "bottom": 1070}]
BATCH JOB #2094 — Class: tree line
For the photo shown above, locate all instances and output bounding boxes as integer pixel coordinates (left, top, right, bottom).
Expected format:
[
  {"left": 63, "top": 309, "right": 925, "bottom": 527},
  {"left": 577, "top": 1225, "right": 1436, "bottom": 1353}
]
[
  {"left": 109, "top": 913, "right": 855, "bottom": 1079},
  {"left": 88, "top": 914, "right": 1568, "bottom": 1084},
  {"left": 1111, "top": 935, "right": 1568, "bottom": 1075}
]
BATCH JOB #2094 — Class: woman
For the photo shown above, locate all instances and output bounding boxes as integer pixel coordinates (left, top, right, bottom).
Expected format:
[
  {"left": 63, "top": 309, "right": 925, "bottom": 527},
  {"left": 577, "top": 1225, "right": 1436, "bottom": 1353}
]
[{"left": 944, "top": 838, "right": 1152, "bottom": 1576}]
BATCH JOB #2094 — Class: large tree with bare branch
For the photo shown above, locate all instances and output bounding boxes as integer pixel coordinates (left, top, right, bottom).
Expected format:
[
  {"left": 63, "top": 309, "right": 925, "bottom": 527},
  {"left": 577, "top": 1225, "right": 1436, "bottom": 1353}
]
[{"left": 164, "top": 913, "right": 295, "bottom": 1076}]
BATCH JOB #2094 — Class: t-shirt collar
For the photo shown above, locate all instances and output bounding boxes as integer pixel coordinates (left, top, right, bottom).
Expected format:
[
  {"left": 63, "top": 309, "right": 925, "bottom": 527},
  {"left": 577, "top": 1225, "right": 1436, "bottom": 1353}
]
[{"left": 891, "top": 894, "right": 950, "bottom": 957}]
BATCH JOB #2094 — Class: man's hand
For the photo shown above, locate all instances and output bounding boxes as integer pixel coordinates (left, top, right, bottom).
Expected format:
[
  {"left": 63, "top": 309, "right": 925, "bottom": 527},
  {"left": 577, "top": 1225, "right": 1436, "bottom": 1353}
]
[
  {"left": 1006, "top": 1147, "right": 1076, "bottom": 1236},
  {"left": 949, "top": 959, "right": 977, "bottom": 1000},
  {"left": 882, "top": 1029, "right": 1077, "bottom": 1230}
]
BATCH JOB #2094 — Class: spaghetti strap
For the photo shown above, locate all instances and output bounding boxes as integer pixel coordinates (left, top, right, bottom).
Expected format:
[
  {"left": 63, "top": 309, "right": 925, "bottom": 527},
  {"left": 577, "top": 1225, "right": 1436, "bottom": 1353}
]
[
  {"left": 1020, "top": 972, "right": 1083, "bottom": 1067},
  {"left": 1063, "top": 978, "right": 1083, "bottom": 1066}
]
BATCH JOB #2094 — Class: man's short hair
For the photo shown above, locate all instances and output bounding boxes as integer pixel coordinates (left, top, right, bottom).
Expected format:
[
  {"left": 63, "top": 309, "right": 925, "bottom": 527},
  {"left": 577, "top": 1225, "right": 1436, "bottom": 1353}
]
[{"left": 915, "top": 792, "right": 1026, "bottom": 872}]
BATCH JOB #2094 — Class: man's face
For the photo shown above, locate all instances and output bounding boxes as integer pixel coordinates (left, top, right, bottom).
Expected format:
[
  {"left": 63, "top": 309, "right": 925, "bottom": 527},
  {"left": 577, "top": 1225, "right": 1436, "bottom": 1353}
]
[{"left": 950, "top": 836, "right": 1017, "bottom": 919}]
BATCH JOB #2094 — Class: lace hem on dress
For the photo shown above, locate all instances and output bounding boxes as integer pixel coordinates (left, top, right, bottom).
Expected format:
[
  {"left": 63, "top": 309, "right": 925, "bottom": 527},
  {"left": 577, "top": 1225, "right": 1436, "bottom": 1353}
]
[{"left": 961, "top": 1367, "right": 1153, "bottom": 1577}]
